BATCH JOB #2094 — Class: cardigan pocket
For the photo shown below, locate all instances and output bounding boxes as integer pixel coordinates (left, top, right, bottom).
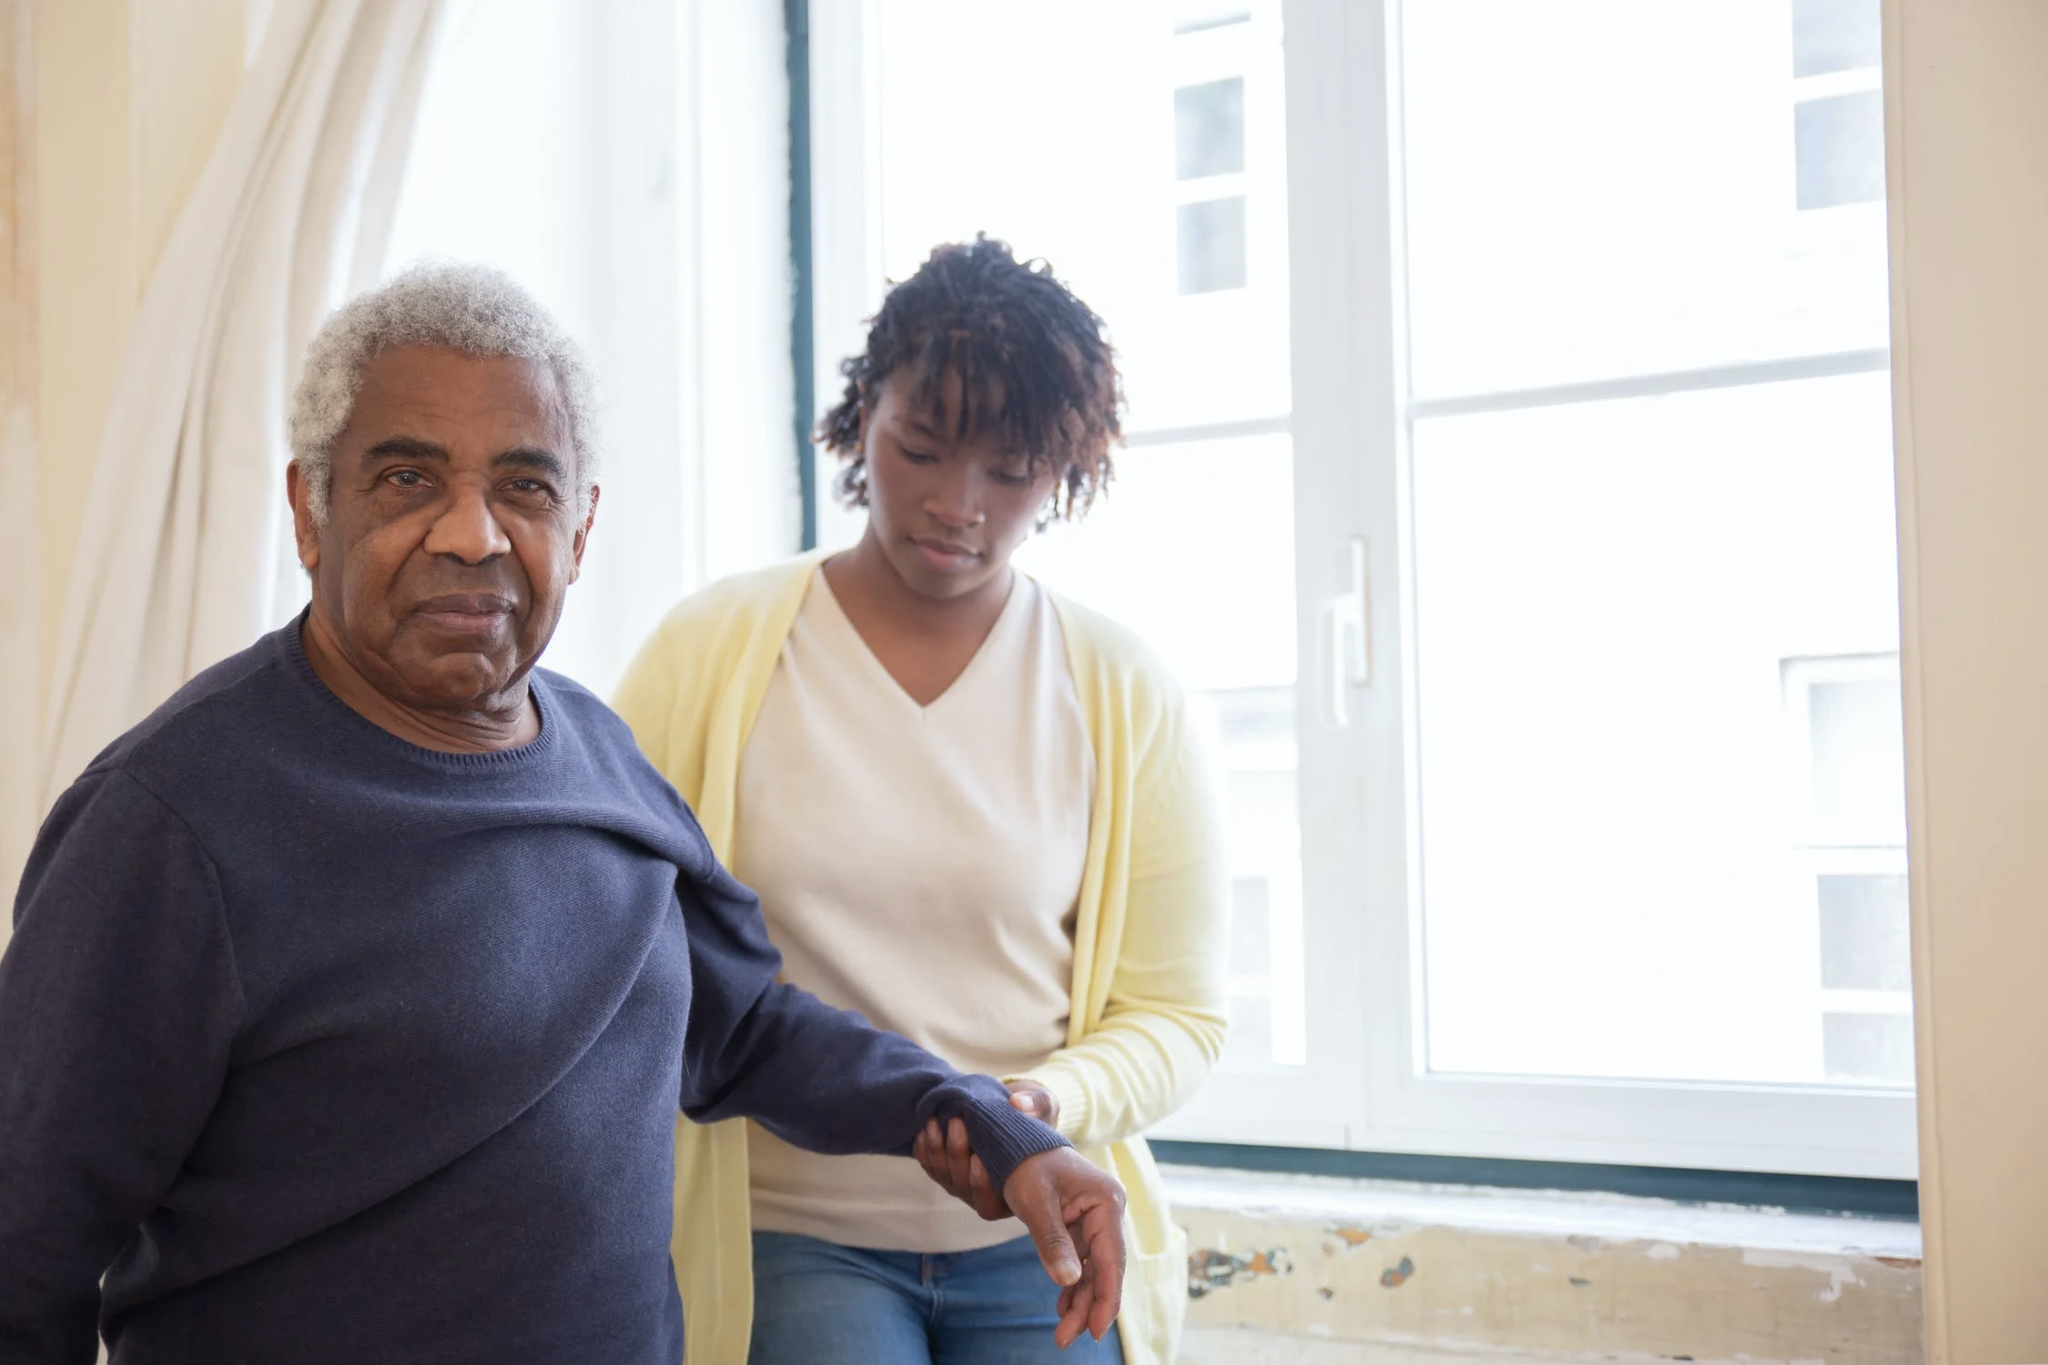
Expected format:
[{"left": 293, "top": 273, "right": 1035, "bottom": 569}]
[{"left": 1125, "top": 1219, "right": 1190, "bottom": 1365}]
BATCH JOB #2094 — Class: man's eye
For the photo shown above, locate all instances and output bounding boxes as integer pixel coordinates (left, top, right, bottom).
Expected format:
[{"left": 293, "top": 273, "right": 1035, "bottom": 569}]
[{"left": 385, "top": 470, "right": 425, "bottom": 489}]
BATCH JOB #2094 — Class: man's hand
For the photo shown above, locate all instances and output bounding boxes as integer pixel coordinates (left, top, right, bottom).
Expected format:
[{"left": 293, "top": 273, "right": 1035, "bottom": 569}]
[
  {"left": 911, "top": 1084, "right": 1124, "bottom": 1349},
  {"left": 1003, "top": 1146, "right": 1127, "bottom": 1348}
]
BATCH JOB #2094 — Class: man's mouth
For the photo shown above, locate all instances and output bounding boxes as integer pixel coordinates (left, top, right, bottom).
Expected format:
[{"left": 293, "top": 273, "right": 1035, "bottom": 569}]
[{"left": 412, "top": 593, "right": 516, "bottom": 634}]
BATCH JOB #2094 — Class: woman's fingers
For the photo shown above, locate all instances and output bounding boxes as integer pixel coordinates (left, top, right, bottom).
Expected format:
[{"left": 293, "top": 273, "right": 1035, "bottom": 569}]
[
  {"left": 1006, "top": 1080, "right": 1060, "bottom": 1130},
  {"left": 945, "top": 1117, "right": 975, "bottom": 1194},
  {"left": 966, "top": 1155, "right": 1009, "bottom": 1220},
  {"left": 915, "top": 1119, "right": 967, "bottom": 1200}
]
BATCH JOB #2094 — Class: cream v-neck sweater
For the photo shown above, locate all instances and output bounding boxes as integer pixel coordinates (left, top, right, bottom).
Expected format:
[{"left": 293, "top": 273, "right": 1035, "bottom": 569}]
[
  {"left": 613, "top": 551, "right": 1231, "bottom": 1365},
  {"left": 734, "top": 572, "right": 1094, "bottom": 1251}
]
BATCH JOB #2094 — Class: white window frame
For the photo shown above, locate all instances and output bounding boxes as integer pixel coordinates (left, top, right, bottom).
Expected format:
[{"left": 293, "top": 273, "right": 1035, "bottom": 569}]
[{"left": 805, "top": 0, "right": 1918, "bottom": 1179}]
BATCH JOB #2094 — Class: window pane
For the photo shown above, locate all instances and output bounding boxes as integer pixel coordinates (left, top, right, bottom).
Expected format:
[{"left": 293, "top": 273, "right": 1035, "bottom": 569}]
[
  {"left": 1793, "top": 0, "right": 1882, "bottom": 77},
  {"left": 1822, "top": 1012, "right": 1913, "bottom": 1086},
  {"left": 868, "top": 4, "right": 1302, "bottom": 1071},
  {"left": 1806, "top": 673, "right": 1907, "bottom": 845},
  {"left": 1015, "top": 433, "right": 1303, "bottom": 1069},
  {"left": 871, "top": 0, "right": 1290, "bottom": 430},
  {"left": 1176, "top": 79, "right": 1245, "bottom": 179},
  {"left": 1178, "top": 197, "right": 1248, "bottom": 293},
  {"left": 1818, "top": 874, "right": 1910, "bottom": 992},
  {"left": 1795, "top": 91, "right": 1886, "bottom": 210},
  {"left": 1400, "top": 0, "right": 1891, "bottom": 397},
  {"left": 1174, "top": 0, "right": 1250, "bottom": 35},
  {"left": 1412, "top": 373, "right": 1905, "bottom": 1085}
]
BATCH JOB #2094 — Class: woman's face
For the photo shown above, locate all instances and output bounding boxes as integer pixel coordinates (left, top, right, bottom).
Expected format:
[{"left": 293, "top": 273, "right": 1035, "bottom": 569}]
[{"left": 857, "top": 368, "right": 1059, "bottom": 603}]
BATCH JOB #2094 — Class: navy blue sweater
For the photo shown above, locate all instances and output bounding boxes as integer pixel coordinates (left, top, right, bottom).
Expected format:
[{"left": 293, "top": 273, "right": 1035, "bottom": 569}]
[{"left": 0, "top": 620, "right": 1065, "bottom": 1364}]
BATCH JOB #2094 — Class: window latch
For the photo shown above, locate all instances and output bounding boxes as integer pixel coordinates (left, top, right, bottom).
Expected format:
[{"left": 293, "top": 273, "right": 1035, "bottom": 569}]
[{"left": 1318, "top": 536, "right": 1371, "bottom": 728}]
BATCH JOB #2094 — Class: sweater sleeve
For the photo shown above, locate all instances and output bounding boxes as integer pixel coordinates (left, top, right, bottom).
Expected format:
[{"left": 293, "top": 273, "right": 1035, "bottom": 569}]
[
  {"left": 1016, "top": 687, "right": 1232, "bottom": 1149},
  {"left": 0, "top": 770, "right": 243, "bottom": 1365},
  {"left": 672, "top": 843, "right": 1068, "bottom": 1192}
]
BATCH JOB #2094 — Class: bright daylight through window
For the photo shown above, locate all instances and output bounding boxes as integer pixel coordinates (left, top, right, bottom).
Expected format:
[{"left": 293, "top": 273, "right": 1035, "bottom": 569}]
[{"left": 810, "top": 0, "right": 1909, "bottom": 1177}]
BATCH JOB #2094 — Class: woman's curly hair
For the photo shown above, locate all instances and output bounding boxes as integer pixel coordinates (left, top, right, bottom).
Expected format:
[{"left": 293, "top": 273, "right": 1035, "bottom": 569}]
[{"left": 818, "top": 235, "right": 1123, "bottom": 520}]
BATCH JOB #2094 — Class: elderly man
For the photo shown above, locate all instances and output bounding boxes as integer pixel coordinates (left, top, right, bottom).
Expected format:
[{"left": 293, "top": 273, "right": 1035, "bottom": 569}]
[{"left": 0, "top": 265, "right": 1126, "bottom": 1364}]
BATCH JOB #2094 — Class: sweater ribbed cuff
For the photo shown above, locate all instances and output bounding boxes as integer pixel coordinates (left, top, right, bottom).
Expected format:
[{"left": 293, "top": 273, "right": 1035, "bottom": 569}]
[{"left": 956, "top": 1091, "right": 1070, "bottom": 1193}]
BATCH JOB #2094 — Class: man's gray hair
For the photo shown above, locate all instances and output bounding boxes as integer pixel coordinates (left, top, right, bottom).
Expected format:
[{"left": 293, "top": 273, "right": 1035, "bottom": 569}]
[{"left": 290, "top": 262, "right": 602, "bottom": 524}]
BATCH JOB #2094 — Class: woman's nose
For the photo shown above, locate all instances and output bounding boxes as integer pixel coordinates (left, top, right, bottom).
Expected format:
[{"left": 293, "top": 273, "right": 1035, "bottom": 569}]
[{"left": 923, "top": 464, "right": 984, "bottom": 528}]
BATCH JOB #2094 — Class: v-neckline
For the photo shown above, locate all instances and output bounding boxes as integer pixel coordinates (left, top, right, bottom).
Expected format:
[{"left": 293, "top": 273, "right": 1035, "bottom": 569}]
[{"left": 810, "top": 568, "right": 1027, "bottom": 716}]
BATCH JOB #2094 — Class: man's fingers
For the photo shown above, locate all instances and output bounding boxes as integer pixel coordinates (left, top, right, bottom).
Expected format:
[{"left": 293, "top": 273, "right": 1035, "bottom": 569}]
[
  {"left": 1013, "top": 1167, "right": 1083, "bottom": 1287},
  {"left": 1055, "top": 1272, "right": 1095, "bottom": 1349},
  {"left": 1079, "top": 1198, "right": 1125, "bottom": 1341}
]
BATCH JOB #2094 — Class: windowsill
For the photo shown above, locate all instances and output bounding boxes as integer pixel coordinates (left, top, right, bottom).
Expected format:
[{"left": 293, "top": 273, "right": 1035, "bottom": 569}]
[
  {"left": 1165, "top": 1163, "right": 1923, "bottom": 1363},
  {"left": 1149, "top": 1140, "right": 1918, "bottom": 1218}
]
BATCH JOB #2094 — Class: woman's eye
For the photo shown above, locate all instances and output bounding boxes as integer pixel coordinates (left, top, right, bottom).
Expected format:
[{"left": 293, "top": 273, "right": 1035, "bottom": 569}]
[
  {"left": 991, "top": 467, "right": 1033, "bottom": 487},
  {"left": 899, "top": 447, "right": 937, "bottom": 465}
]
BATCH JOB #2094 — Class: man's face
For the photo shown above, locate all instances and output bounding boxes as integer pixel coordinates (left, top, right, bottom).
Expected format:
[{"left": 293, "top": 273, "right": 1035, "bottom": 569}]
[
  {"left": 287, "top": 345, "right": 595, "bottom": 715},
  {"left": 859, "top": 369, "right": 1057, "bottom": 602}
]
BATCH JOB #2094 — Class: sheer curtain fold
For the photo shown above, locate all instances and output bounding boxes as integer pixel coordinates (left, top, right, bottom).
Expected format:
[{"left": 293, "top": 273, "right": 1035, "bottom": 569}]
[{"left": 39, "top": 0, "right": 445, "bottom": 806}]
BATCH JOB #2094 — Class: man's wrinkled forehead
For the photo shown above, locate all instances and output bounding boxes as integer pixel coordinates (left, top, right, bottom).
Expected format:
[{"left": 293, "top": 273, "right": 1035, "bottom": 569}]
[{"left": 344, "top": 347, "right": 573, "bottom": 451}]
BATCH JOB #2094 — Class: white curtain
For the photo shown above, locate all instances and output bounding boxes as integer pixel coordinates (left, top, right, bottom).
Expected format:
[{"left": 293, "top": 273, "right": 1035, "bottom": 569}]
[{"left": 37, "top": 0, "right": 446, "bottom": 807}]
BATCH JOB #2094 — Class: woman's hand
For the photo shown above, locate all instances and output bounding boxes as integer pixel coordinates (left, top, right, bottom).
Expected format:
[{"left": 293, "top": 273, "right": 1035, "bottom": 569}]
[
  {"left": 913, "top": 1082, "right": 1061, "bottom": 1219},
  {"left": 1006, "top": 1079, "right": 1059, "bottom": 1127}
]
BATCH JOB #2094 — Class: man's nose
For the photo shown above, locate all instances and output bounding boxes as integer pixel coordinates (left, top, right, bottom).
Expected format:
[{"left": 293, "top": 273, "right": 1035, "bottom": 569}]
[{"left": 422, "top": 484, "right": 512, "bottom": 565}]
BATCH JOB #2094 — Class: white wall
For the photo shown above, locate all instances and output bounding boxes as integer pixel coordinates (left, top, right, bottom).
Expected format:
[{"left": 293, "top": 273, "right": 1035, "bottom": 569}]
[{"left": 1887, "top": 1, "right": 2048, "bottom": 1360}]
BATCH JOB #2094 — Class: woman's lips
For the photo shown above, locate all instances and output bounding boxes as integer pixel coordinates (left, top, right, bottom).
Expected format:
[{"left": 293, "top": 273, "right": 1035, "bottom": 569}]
[{"left": 911, "top": 538, "right": 980, "bottom": 573}]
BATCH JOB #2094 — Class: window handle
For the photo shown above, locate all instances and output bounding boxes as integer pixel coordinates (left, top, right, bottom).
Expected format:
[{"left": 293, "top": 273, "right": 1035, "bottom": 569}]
[{"left": 1318, "top": 536, "right": 1371, "bottom": 729}]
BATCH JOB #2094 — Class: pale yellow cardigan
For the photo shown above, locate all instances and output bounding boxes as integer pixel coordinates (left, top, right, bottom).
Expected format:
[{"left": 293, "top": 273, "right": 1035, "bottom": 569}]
[{"left": 610, "top": 552, "right": 1230, "bottom": 1365}]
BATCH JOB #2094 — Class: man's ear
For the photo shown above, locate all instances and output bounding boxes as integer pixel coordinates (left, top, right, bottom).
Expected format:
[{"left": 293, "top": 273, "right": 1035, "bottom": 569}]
[
  {"left": 567, "top": 484, "right": 600, "bottom": 585},
  {"left": 285, "top": 461, "right": 321, "bottom": 574}
]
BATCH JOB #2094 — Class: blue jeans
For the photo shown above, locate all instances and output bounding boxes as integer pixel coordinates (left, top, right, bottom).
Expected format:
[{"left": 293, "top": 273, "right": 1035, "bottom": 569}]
[{"left": 748, "top": 1231, "right": 1126, "bottom": 1365}]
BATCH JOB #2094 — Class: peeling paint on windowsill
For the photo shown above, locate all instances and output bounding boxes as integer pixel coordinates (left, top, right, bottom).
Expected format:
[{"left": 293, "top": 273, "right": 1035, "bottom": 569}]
[
  {"left": 1163, "top": 1165, "right": 1921, "bottom": 1259},
  {"left": 1167, "top": 1164, "right": 1921, "bottom": 1365}
]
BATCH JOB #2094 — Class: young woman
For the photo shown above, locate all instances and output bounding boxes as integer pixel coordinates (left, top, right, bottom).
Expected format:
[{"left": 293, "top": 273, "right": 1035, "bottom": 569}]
[{"left": 613, "top": 236, "right": 1229, "bottom": 1365}]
